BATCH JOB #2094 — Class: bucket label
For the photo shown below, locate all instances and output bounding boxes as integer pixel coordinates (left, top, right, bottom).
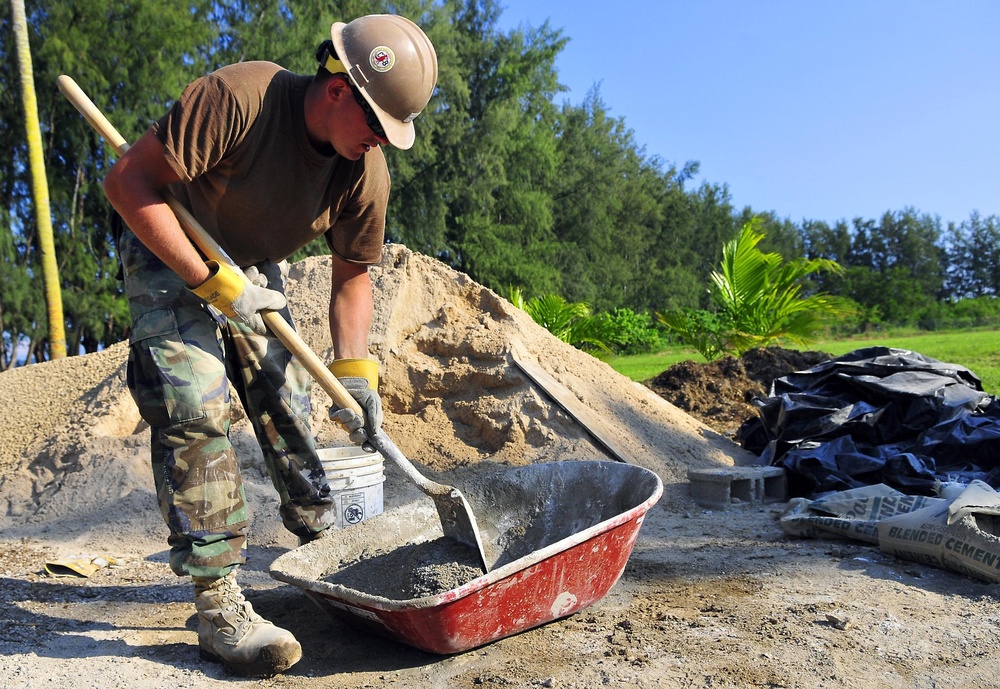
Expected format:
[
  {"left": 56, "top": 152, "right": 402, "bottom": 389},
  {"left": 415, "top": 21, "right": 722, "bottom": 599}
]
[{"left": 341, "top": 492, "right": 366, "bottom": 525}]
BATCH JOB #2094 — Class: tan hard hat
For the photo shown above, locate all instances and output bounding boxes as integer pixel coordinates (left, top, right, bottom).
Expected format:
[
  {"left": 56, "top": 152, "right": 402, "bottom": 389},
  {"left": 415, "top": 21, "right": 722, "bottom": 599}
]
[{"left": 330, "top": 14, "right": 438, "bottom": 150}]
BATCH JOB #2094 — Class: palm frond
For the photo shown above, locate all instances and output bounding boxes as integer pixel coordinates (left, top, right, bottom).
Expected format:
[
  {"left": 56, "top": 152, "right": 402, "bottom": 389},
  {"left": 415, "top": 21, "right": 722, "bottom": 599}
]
[{"left": 660, "top": 218, "right": 857, "bottom": 359}]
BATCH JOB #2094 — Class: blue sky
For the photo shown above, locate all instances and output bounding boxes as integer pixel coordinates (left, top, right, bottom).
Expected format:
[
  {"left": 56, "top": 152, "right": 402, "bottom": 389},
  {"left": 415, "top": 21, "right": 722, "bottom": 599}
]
[{"left": 494, "top": 1, "right": 999, "bottom": 226}]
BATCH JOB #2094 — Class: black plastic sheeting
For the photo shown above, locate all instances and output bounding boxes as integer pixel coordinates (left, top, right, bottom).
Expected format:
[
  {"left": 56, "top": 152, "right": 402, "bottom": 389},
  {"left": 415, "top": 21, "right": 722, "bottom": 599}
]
[{"left": 738, "top": 346, "right": 1000, "bottom": 498}]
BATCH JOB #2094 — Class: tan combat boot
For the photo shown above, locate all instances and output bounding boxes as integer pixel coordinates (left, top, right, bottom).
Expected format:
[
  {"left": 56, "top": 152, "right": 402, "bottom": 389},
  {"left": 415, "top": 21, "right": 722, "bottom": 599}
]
[{"left": 193, "top": 571, "right": 302, "bottom": 676}]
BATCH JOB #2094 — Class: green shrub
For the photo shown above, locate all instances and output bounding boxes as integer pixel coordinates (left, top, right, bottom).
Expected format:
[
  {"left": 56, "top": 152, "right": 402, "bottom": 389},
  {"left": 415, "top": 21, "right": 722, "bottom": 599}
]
[
  {"left": 655, "top": 308, "right": 735, "bottom": 363},
  {"left": 604, "top": 308, "right": 662, "bottom": 355},
  {"left": 922, "top": 296, "right": 1000, "bottom": 330}
]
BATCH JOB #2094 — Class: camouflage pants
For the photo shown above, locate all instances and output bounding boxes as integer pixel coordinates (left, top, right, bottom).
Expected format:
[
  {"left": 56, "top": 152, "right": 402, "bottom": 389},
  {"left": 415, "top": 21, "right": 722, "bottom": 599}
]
[{"left": 119, "top": 230, "right": 333, "bottom": 578}]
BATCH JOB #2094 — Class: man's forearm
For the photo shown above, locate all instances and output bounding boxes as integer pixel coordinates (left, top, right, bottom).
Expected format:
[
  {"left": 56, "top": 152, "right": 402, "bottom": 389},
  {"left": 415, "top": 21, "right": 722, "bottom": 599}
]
[
  {"left": 118, "top": 199, "right": 211, "bottom": 286},
  {"left": 329, "top": 259, "right": 373, "bottom": 359}
]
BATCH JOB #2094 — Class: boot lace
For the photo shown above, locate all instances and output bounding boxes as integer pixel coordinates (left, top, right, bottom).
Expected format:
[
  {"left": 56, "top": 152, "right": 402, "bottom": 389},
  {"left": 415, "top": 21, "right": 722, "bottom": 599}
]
[{"left": 213, "top": 575, "right": 264, "bottom": 635}]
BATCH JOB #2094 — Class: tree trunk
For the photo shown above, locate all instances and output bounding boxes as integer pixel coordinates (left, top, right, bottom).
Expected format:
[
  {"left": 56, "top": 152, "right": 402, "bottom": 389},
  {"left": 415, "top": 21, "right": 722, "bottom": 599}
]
[
  {"left": 11, "top": 0, "right": 67, "bottom": 359},
  {"left": 0, "top": 306, "right": 9, "bottom": 371}
]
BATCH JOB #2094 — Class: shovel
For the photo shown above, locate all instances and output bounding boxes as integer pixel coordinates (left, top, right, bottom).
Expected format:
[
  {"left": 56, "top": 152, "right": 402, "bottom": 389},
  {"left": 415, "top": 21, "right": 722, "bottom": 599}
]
[{"left": 57, "top": 74, "right": 491, "bottom": 573}]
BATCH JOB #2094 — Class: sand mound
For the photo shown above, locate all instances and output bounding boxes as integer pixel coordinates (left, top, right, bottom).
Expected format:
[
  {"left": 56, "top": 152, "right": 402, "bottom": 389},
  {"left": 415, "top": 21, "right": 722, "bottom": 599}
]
[{"left": 0, "top": 244, "right": 749, "bottom": 553}]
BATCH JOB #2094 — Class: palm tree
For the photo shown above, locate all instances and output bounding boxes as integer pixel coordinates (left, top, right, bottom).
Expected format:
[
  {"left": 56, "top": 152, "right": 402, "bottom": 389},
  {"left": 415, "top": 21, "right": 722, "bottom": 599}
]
[
  {"left": 11, "top": 0, "right": 66, "bottom": 358},
  {"left": 659, "top": 219, "right": 855, "bottom": 360}
]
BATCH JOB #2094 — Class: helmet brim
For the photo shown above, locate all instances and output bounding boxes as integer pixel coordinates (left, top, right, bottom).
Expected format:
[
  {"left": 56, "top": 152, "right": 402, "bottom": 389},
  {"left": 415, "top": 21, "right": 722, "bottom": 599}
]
[{"left": 331, "top": 21, "right": 416, "bottom": 150}]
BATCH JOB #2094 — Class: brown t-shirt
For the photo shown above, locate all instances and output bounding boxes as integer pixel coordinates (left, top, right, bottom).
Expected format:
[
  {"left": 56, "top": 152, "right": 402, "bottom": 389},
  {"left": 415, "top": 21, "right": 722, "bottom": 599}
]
[{"left": 152, "top": 61, "right": 388, "bottom": 267}]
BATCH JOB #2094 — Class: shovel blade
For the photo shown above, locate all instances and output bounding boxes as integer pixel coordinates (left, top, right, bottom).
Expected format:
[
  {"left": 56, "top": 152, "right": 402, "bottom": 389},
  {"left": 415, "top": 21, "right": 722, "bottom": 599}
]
[
  {"left": 433, "top": 489, "right": 491, "bottom": 573},
  {"left": 367, "top": 431, "right": 491, "bottom": 573}
]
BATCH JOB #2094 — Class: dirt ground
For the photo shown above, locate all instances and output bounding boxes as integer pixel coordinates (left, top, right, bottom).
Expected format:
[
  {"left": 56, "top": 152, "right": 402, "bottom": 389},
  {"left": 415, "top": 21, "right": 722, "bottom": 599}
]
[{"left": 1, "top": 245, "right": 998, "bottom": 688}]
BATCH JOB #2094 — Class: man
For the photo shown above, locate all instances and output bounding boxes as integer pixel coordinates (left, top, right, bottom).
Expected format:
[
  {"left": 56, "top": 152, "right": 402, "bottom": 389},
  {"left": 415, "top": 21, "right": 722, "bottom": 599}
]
[{"left": 101, "top": 14, "right": 437, "bottom": 677}]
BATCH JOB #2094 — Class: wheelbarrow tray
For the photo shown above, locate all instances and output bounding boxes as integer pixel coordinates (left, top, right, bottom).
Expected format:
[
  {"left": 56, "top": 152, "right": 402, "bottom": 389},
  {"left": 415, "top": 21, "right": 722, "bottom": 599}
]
[{"left": 269, "top": 460, "right": 663, "bottom": 654}]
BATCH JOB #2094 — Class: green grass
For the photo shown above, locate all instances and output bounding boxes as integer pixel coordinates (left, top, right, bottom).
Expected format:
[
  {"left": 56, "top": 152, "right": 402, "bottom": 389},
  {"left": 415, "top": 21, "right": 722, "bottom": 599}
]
[{"left": 608, "top": 329, "right": 1000, "bottom": 395}]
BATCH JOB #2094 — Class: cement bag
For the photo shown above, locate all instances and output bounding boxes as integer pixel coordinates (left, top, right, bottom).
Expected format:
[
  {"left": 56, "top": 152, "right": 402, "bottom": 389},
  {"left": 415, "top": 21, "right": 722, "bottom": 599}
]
[
  {"left": 877, "top": 480, "right": 1000, "bottom": 583},
  {"left": 780, "top": 484, "right": 944, "bottom": 544}
]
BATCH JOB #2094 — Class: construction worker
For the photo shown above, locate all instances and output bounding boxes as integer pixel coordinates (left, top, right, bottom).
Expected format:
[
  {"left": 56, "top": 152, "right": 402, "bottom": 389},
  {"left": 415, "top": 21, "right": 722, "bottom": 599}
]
[{"left": 101, "top": 15, "right": 437, "bottom": 677}]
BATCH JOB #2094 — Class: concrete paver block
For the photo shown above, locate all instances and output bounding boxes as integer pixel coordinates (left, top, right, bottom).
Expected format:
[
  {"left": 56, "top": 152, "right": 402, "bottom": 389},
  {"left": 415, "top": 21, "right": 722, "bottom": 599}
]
[{"left": 687, "top": 466, "right": 787, "bottom": 509}]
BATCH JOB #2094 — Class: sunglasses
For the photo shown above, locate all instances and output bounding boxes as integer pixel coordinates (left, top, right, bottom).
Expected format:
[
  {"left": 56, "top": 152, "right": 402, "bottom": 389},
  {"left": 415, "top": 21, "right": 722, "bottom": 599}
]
[{"left": 349, "top": 84, "right": 387, "bottom": 140}]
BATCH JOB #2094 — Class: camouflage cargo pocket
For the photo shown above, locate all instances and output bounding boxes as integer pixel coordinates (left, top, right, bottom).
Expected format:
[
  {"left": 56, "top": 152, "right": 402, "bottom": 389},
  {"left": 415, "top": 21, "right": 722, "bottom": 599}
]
[{"left": 127, "top": 308, "right": 210, "bottom": 426}]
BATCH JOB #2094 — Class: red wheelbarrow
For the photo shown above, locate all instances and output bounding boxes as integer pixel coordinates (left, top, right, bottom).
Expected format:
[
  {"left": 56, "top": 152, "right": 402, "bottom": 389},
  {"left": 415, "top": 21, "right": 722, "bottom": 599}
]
[{"left": 269, "top": 460, "right": 663, "bottom": 654}]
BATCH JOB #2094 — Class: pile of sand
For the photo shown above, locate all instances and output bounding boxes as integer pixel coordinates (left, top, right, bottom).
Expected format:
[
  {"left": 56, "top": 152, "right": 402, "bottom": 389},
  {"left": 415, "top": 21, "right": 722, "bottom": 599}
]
[{"left": 0, "top": 244, "right": 748, "bottom": 554}]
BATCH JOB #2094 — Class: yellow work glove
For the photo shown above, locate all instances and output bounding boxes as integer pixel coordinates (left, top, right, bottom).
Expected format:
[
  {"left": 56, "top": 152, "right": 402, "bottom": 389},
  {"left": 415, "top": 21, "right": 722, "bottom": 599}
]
[
  {"left": 328, "top": 358, "right": 382, "bottom": 447},
  {"left": 189, "top": 260, "right": 286, "bottom": 335}
]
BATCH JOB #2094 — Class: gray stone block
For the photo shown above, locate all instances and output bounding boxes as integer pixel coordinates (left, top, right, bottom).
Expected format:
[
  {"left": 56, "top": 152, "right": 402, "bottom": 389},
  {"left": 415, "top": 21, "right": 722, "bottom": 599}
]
[{"left": 688, "top": 466, "right": 787, "bottom": 509}]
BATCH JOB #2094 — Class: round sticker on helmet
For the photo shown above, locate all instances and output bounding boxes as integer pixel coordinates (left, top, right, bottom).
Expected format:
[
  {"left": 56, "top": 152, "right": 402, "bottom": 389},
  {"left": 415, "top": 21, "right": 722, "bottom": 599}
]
[{"left": 369, "top": 46, "right": 395, "bottom": 73}]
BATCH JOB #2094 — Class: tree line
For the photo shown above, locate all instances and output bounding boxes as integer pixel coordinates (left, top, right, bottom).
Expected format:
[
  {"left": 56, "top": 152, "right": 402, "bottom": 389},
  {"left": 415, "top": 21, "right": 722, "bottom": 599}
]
[{"left": 2, "top": 0, "right": 998, "bottom": 369}]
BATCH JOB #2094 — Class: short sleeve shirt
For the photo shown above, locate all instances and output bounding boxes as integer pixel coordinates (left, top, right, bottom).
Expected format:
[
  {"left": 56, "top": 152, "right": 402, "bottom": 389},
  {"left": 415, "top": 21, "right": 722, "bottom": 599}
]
[{"left": 152, "top": 61, "right": 388, "bottom": 267}]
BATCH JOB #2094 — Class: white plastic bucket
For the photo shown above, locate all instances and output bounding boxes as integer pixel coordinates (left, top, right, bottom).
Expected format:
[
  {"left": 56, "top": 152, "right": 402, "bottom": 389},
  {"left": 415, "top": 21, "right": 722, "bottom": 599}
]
[{"left": 317, "top": 446, "right": 385, "bottom": 528}]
